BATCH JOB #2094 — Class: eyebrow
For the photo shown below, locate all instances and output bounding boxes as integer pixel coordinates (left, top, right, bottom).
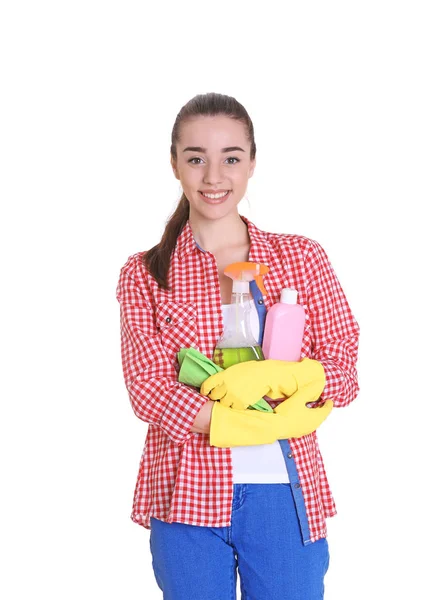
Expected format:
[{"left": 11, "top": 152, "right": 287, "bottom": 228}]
[{"left": 182, "top": 146, "right": 246, "bottom": 153}]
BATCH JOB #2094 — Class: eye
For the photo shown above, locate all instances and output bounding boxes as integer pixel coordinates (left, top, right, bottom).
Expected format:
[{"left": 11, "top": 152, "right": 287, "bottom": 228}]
[{"left": 187, "top": 156, "right": 240, "bottom": 165}]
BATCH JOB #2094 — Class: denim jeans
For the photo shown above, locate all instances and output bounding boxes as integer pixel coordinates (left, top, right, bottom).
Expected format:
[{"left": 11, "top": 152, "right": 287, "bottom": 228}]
[{"left": 149, "top": 483, "right": 329, "bottom": 599}]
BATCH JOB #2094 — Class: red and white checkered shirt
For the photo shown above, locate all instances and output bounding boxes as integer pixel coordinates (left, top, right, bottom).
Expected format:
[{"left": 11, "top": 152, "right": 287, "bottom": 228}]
[{"left": 116, "top": 216, "right": 360, "bottom": 543}]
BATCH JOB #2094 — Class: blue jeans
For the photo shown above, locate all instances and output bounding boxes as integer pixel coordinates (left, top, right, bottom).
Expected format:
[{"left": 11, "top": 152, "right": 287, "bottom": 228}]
[{"left": 149, "top": 484, "right": 329, "bottom": 599}]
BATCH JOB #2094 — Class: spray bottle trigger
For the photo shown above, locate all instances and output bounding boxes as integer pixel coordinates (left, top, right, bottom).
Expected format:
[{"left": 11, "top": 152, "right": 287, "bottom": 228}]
[{"left": 223, "top": 261, "right": 269, "bottom": 296}]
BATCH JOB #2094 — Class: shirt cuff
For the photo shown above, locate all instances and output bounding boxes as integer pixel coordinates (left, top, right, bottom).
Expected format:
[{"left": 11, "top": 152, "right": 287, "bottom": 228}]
[{"left": 159, "top": 384, "right": 209, "bottom": 446}]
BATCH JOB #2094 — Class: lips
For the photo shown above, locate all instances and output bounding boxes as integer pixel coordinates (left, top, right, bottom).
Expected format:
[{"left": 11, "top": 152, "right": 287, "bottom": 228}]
[{"left": 199, "top": 190, "right": 231, "bottom": 203}]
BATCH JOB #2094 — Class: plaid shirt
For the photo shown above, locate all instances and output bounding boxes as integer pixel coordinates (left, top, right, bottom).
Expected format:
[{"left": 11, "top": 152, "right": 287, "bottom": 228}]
[{"left": 116, "top": 216, "right": 360, "bottom": 543}]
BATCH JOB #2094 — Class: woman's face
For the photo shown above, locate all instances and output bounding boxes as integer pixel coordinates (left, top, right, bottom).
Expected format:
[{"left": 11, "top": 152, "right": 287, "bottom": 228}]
[{"left": 171, "top": 115, "right": 256, "bottom": 222}]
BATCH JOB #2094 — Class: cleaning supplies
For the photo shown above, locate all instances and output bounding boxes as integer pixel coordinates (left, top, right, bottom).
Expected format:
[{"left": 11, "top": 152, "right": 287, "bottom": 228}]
[
  {"left": 262, "top": 288, "right": 305, "bottom": 361},
  {"left": 213, "top": 261, "right": 269, "bottom": 368},
  {"left": 213, "top": 261, "right": 272, "bottom": 412},
  {"left": 177, "top": 348, "right": 333, "bottom": 447}
]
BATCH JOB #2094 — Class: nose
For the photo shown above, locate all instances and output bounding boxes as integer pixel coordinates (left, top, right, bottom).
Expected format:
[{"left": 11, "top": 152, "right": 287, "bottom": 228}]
[{"left": 203, "top": 162, "right": 223, "bottom": 185}]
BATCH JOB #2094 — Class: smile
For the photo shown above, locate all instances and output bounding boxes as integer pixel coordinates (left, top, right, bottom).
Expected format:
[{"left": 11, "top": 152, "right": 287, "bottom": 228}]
[{"left": 199, "top": 190, "right": 231, "bottom": 203}]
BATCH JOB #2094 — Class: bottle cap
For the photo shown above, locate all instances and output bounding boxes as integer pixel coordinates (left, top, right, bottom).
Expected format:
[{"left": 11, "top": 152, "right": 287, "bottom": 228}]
[
  {"left": 280, "top": 288, "right": 298, "bottom": 304},
  {"left": 233, "top": 281, "right": 250, "bottom": 294}
]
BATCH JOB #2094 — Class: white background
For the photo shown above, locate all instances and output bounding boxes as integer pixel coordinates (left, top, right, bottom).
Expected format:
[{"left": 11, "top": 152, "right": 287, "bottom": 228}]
[{"left": 1, "top": 1, "right": 434, "bottom": 598}]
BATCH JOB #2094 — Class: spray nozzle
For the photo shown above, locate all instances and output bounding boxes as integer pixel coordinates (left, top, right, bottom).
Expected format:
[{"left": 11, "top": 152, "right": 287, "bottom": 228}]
[{"left": 224, "top": 261, "right": 269, "bottom": 295}]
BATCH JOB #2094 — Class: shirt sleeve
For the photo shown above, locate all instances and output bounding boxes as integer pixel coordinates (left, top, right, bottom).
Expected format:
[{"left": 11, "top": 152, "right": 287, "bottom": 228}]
[
  {"left": 116, "top": 255, "right": 208, "bottom": 446},
  {"left": 304, "top": 240, "right": 360, "bottom": 407}
]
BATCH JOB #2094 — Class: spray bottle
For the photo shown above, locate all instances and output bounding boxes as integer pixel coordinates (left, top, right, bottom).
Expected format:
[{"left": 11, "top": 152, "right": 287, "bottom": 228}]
[
  {"left": 213, "top": 261, "right": 269, "bottom": 368},
  {"left": 213, "top": 261, "right": 272, "bottom": 412}
]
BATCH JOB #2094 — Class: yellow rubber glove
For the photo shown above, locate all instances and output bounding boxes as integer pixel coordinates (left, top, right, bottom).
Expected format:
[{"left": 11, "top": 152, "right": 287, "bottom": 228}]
[
  {"left": 210, "top": 391, "right": 333, "bottom": 447},
  {"left": 201, "top": 358, "right": 325, "bottom": 411}
]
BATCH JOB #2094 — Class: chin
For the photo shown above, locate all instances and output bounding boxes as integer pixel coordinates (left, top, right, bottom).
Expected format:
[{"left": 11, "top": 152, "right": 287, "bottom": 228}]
[{"left": 202, "top": 203, "right": 240, "bottom": 219}]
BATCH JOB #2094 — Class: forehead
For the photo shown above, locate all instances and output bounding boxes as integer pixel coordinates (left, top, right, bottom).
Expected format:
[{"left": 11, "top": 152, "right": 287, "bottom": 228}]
[{"left": 178, "top": 115, "right": 249, "bottom": 149}]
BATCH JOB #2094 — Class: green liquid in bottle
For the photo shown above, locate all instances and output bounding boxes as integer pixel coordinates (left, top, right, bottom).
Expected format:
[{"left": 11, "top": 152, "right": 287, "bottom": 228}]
[{"left": 213, "top": 345, "right": 265, "bottom": 369}]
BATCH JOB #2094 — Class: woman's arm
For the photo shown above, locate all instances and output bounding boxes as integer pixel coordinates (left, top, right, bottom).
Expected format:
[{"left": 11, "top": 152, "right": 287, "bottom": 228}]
[
  {"left": 116, "top": 254, "right": 209, "bottom": 445},
  {"left": 304, "top": 239, "right": 360, "bottom": 407}
]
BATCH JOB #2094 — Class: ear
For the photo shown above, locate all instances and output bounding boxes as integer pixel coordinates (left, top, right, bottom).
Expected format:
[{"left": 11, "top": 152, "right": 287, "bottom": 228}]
[
  {"left": 171, "top": 155, "right": 180, "bottom": 180},
  {"left": 248, "top": 158, "right": 256, "bottom": 178}
]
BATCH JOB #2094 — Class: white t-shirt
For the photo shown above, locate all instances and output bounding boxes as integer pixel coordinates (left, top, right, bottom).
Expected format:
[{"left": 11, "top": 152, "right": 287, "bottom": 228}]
[{"left": 221, "top": 300, "right": 289, "bottom": 483}]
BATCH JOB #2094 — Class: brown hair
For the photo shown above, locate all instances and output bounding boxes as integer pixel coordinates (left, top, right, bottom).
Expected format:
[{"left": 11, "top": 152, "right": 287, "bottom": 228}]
[{"left": 143, "top": 92, "right": 257, "bottom": 289}]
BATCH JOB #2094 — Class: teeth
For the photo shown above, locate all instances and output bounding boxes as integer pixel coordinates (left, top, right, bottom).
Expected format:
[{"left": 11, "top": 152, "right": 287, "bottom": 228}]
[{"left": 202, "top": 191, "right": 228, "bottom": 199}]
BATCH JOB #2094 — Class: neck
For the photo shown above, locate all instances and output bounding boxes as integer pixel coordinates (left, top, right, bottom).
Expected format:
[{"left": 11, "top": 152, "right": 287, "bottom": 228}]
[{"left": 189, "top": 212, "right": 250, "bottom": 254}]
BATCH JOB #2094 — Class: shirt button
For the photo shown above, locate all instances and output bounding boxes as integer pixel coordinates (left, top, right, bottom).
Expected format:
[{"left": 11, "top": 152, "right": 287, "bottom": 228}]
[
  {"left": 287, "top": 453, "right": 293, "bottom": 459},
  {"left": 294, "top": 483, "right": 301, "bottom": 489},
  {"left": 165, "top": 317, "right": 172, "bottom": 323},
  {"left": 258, "top": 299, "right": 264, "bottom": 305}
]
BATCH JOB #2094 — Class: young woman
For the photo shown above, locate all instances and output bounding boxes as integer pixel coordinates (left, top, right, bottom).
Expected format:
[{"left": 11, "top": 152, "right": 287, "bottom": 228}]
[{"left": 116, "top": 92, "right": 360, "bottom": 599}]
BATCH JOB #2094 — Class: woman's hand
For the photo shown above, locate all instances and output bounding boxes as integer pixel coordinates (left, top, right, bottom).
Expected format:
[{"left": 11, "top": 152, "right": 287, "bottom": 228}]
[{"left": 190, "top": 400, "right": 214, "bottom": 434}]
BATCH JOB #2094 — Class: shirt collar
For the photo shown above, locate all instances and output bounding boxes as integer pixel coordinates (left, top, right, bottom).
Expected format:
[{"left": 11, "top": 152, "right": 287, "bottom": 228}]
[
  {"left": 175, "top": 215, "right": 270, "bottom": 263},
  {"left": 175, "top": 219, "right": 199, "bottom": 261}
]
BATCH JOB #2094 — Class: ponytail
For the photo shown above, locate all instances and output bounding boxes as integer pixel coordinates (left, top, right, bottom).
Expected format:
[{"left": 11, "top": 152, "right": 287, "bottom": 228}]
[{"left": 142, "top": 194, "right": 189, "bottom": 289}]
